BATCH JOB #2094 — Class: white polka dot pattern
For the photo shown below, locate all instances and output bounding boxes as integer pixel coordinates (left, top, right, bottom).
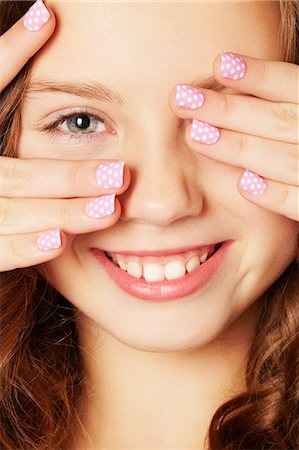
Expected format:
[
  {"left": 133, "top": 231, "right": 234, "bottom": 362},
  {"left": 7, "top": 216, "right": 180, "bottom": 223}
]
[
  {"left": 190, "top": 119, "right": 220, "bottom": 145},
  {"left": 37, "top": 228, "right": 61, "bottom": 251},
  {"left": 219, "top": 52, "right": 246, "bottom": 80},
  {"left": 240, "top": 169, "right": 267, "bottom": 195},
  {"left": 85, "top": 194, "right": 116, "bottom": 218},
  {"left": 23, "top": 0, "right": 50, "bottom": 32},
  {"left": 95, "top": 160, "right": 125, "bottom": 189},
  {"left": 176, "top": 84, "right": 205, "bottom": 109}
]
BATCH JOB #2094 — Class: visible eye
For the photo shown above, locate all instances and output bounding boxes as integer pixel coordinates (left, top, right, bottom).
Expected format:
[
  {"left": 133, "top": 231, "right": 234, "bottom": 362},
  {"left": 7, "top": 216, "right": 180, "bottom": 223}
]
[
  {"left": 39, "top": 108, "right": 113, "bottom": 143},
  {"left": 59, "top": 113, "right": 105, "bottom": 133}
]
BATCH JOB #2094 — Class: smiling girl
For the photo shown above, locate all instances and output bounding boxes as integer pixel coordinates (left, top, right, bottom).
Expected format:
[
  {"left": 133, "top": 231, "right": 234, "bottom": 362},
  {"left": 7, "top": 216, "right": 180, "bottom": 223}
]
[{"left": 0, "top": 1, "right": 298, "bottom": 449}]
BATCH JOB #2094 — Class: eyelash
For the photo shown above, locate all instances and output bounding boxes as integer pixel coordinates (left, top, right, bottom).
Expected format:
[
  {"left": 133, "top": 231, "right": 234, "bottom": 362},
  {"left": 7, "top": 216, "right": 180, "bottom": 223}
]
[{"left": 39, "top": 108, "right": 110, "bottom": 143}]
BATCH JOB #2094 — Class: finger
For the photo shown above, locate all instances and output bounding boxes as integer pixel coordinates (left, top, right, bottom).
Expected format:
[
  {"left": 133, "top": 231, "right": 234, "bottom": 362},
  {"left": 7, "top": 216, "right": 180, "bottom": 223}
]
[
  {"left": 0, "top": 228, "right": 65, "bottom": 272},
  {"left": 0, "top": 194, "right": 122, "bottom": 235},
  {"left": 184, "top": 124, "right": 298, "bottom": 186},
  {"left": 170, "top": 85, "right": 298, "bottom": 143},
  {"left": 213, "top": 52, "right": 299, "bottom": 104},
  {"left": 0, "top": 157, "right": 130, "bottom": 198},
  {"left": 0, "top": 0, "right": 55, "bottom": 91},
  {"left": 237, "top": 171, "right": 299, "bottom": 222}
]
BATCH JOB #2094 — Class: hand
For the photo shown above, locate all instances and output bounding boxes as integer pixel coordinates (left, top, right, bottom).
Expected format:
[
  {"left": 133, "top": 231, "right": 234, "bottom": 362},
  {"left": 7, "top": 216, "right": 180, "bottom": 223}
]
[
  {"left": 170, "top": 52, "right": 299, "bottom": 222},
  {"left": 0, "top": 4, "right": 131, "bottom": 272}
]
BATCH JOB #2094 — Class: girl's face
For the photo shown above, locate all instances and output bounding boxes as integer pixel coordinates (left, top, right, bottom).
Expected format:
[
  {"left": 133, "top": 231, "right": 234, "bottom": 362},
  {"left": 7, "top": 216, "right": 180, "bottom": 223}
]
[{"left": 18, "top": 2, "right": 297, "bottom": 351}]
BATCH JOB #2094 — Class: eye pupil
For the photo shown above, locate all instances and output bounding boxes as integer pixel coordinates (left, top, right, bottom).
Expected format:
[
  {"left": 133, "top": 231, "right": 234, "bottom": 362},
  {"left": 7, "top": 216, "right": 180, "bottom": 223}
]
[{"left": 75, "top": 115, "right": 91, "bottom": 129}]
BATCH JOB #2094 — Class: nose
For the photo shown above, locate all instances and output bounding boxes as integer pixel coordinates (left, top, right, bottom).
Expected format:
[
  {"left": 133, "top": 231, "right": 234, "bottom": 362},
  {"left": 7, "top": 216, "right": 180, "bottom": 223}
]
[{"left": 120, "top": 117, "right": 204, "bottom": 227}]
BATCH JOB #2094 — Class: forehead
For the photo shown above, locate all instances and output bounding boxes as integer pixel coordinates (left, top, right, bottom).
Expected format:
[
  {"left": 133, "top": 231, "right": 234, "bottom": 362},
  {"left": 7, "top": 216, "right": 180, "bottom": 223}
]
[{"left": 31, "top": 1, "right": 280, "bottom": 91}]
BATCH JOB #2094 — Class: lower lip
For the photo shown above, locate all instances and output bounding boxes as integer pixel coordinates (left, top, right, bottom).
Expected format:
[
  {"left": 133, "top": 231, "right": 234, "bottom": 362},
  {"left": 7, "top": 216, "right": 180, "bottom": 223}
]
[{"left": 90, "top": 240, "right": 234, "bottom": 302}]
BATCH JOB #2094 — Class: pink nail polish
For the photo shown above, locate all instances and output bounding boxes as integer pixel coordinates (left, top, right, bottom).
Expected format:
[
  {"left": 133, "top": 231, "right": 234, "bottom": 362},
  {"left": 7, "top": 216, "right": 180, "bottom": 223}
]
[
  {"left": 176, "top": 84, "right": 205, "bottom": 109},
  {"left": 23, "top": 0, "right": 50, "bottom": 31},
  {"left": 37, "top": 228, "right": 61, "bottom": 251},
  {"left": 190, "top": 119, "right": 220, "bottom": 145},
  {"left": 240, "top": 169, "right": 267, "bottom": 195},
  {"left": 219, "top": 52, "right": 247, "bottom": 80},
  {"left": 95, "top": 160, "right": 125, "bottom": 189},
  {"left": 85, "top": 194, "right": 116, "bottom": 218}
]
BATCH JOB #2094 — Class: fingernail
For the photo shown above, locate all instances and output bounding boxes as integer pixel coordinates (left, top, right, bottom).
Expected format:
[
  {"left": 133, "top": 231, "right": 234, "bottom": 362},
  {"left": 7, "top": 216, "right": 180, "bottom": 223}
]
[
  {"left": 240, "top": 169, "right": 267, "bottom": 195},
  {"left": 191, "top": 119, "right": 220, "bottom": 145},
  {"left": 85, "top": 194, "right": 116, "bottom": 219},
  {"left": 219, "top": 52, "right": 247, "bottom": 80},
  {"left": 23, "top": 0, "right": 50, "bottom": 31},
  {"left": 95, "top": 160, "right": 125, "bottom": 189},
  {"left": 176, "top": 84, "right": 205, "bottom": 109},
  {"left": 37, "top": 228, "right": 61, "bottom": 251}
]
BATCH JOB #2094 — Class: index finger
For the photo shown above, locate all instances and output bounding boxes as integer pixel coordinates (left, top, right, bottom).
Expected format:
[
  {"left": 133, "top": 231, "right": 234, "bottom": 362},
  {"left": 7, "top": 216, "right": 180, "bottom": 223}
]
[
  {"left": 1, "top": 157, "right": 130, "bottom": 198},
  {"left": 0, "top": 0, "right": 55, "bottom": 91},
  {"left": 214, "top": 52, "right": 299, "bottom": 104}
]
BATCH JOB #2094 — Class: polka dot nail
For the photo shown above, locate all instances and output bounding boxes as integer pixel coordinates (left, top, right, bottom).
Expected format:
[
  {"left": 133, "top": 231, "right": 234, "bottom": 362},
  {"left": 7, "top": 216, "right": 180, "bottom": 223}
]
[
  {"left": 176, "top": 84, "right": 205, "bottom": 109},
  {"left": 37, "top": 228, "right": 61, "bottom": 251},
  {"left": 240, "top": 169, "right": 267, "bottom": 195},
  {"left": 85, "top": 194, "right": 116, "bottom": 219},
  {"left": 95, "top": 160, "right": 125, "bottom": 189},
  {"left": 23, "top": 0, "right": 50, "bottom": 32},
  {"left": 219, "top": 52, "right": 247, "bottom": 80},
  {"left": 191, "top": 119, "right": 220, "bottom": 145}
]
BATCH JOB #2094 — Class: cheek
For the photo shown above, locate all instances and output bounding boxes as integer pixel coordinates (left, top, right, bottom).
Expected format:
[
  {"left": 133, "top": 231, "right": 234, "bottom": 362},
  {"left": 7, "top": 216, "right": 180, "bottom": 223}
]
[
  {"left": 38, "top": 235, "right": 81, "bottom": 298},
  {"left": 238, "top": 216, "right": 298, "bottom": 299}
]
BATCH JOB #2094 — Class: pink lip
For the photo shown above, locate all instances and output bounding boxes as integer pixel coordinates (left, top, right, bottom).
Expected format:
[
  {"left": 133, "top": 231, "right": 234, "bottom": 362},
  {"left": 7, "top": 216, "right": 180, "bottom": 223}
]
[{"left": 90, "top": 240, "right": 234, "bottom": 302}]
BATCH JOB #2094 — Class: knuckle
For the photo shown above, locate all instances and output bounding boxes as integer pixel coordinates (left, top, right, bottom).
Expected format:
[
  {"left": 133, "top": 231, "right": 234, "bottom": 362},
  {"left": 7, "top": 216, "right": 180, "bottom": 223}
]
[
  {"left": 1, "top": 31, "right": 29, "bottom": 61},
  {"left": 272, "top": 103, "right": 298, "bottom": 132},
  {"left": 257, "top": 60, "right": 268, "bottom": 86},
  {"left": 68, "top": 162, "right": 85, "bottom": 188},
  {"left": 281, "top": 183, "right": 294, "bottom": 210},
  {"left": 0, "top": 198, "right": 12, "bottom": 231},
  {"left": 58, "top": 199, "right": 71, "bottom": 228},
  {"left": 233, "top": 133, "right": 248, "bottom": 158},
  {"left": 218, "top": 93, "right": 234, "bottom": 117},
  {"left": 9, "top": 237, "right": 23, "bottom": 263},
  {"left": 0, "top": 157, "right": 28, "bottom": 196},
  {"left": 288, "top": 146, "right": 299, "bottom": 183},
  {"left": 1, "top": 32, "right": 15, "bottom": 55}
]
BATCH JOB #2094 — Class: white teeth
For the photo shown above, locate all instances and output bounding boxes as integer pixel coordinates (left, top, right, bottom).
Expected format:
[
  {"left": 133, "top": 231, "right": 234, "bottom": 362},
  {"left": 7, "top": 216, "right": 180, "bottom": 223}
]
[
  {"left": 164, "top": 260, "right": 186, "bottom": 280},
  {"left": 186, "top": 256, "right": 200, "bottom": 273},
  {"left": 106, "top": 245, "right": 220, "bottom": 282},
  {"left": 118, "top": 259, "right": 128, "bottom": 271},
  {"left": 127, "top": 261, "right": 142, "bottom": 278},
  {"left": 199, "top": 253, "right": 208, "bottom": 263},
  {"left": 143, "top": 263, "right": 165, "bottom": 282}
]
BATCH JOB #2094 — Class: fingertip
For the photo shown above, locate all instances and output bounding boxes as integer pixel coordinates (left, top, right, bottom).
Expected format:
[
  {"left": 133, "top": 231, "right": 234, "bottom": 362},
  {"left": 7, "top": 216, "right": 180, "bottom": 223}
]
[
  {"left": 168, "top": 84, "right": 179, "bottom": 113},
  {"left": 21, "top": 0, "right": 56, "bottom": 45},
  {"left": 213, "top": 51, "right": 247, "bottom": 82},
  {"left": 122, "top": 164, "right": 131, "bottom": 192}
]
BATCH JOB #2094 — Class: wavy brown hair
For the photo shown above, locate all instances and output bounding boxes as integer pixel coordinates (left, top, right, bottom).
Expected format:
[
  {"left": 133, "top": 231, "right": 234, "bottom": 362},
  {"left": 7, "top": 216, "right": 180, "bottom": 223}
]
[{"left": 0, "top": 1, "right": 298, "bottom": 449}]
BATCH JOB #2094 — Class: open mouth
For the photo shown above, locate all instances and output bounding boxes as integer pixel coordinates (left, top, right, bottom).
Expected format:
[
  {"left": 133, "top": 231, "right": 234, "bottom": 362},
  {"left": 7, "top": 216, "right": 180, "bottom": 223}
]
[
  {"left": 91, "top": 241, "right": 232, "bottom": 301},
  {"left": 103, "top": 242, "right": 223, "bottom": 283}
]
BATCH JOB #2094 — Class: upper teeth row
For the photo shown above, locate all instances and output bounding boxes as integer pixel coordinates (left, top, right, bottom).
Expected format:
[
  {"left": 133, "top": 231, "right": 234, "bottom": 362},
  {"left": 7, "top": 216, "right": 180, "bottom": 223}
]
[{"left": 108, "top": 253, "right": 209, "bottom": 282}]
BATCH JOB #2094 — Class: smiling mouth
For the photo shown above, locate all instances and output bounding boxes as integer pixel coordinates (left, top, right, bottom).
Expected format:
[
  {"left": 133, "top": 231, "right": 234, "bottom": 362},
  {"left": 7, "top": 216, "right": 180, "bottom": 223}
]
[{"left": 103, "top": 242, "right": 223, "bottom": 283}]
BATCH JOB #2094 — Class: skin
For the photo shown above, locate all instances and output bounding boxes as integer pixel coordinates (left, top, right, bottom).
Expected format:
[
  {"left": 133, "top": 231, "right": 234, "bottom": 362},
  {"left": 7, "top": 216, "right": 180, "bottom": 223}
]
[{"left": 16, "top": 1, "right": 298, "bottom": 448}]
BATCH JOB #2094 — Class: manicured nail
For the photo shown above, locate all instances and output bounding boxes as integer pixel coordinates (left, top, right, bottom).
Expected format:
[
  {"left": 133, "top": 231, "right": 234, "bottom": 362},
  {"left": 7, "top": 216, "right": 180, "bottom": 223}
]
[
  {"left": 176, "top": 84, "right": 205, "bottom": 109},
  {"left": 23, "top": 0, "right": 50, "bottom": 31},
  {"left": 37, "top": 228, "right": 61, "bottom": 251},
  {"left": 191, "top": 119, "right": 220, "bottom": 145},
  {"left": 219, "top": 52, "right": 247, "bottom": 80},
  {"left": 240, "top": 169, "right": 267, "bottom": 195},
  {"left": 85, "top": 194, "right": 116, "bottom": 219},
  {"left": 95, "top": 160, "right": 125, "bottom": 189}
]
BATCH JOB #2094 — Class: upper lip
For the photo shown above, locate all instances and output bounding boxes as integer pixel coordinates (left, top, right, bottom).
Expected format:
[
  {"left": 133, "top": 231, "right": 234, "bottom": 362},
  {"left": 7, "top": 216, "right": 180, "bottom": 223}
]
[{"left": 93, "top": 241, "right": 225, "bottom": 257}]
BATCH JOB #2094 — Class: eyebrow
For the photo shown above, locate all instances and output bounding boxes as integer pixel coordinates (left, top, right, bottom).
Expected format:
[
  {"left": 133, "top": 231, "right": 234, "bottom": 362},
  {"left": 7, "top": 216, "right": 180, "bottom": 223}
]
[{"left": 24, "top": 75, "right": 225, "bottom": 103}]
